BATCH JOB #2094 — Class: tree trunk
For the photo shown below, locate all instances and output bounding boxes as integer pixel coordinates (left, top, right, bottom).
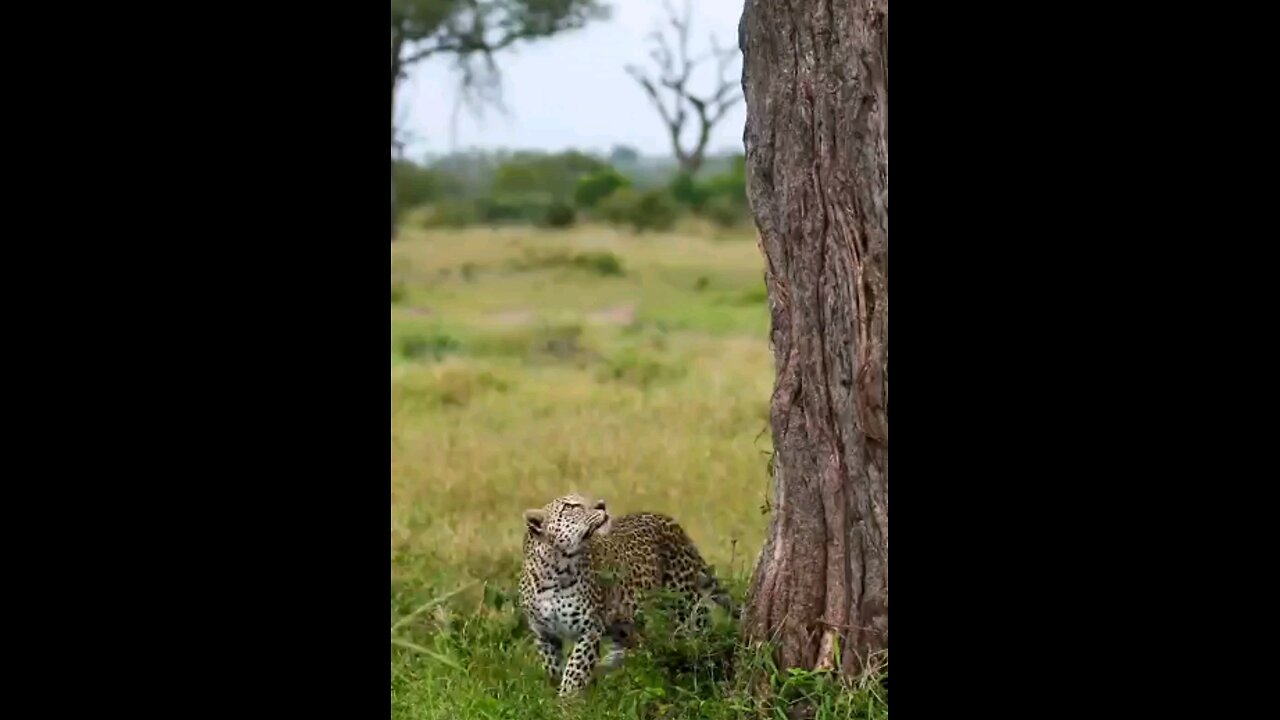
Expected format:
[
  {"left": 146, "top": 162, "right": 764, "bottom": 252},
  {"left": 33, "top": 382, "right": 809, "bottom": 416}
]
[
  {"left": 676, "top": 149, "right": 705, "bottom": 177},
  {"left": 739, "top": 0, "right": 888, "bottom": 681}
]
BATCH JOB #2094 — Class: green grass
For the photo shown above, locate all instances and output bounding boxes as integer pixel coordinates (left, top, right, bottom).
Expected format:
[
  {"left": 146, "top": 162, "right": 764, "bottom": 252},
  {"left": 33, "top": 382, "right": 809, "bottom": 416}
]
[{"left": 391, "top": 223, "right": 886, "bottom": 719}]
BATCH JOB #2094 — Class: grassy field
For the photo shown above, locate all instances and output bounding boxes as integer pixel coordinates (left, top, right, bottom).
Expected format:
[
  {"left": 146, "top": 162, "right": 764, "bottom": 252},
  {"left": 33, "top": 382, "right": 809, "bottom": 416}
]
[{"left": 390, "top": 222, "right": 886, "bottom": 719}]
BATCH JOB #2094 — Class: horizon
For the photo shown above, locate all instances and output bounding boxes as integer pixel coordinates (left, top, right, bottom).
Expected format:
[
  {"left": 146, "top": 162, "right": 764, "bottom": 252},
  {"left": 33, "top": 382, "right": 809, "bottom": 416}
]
[{"left": 405, "top": 146, "right": 745, "bottom": 163}]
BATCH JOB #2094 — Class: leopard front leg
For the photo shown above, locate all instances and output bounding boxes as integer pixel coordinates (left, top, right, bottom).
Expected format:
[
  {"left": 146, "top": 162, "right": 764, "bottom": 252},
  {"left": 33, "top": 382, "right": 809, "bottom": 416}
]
[
  {"left": 558, "top": 624, "right": 603, "bottom": 697},
  {"left": 534, "top": 630, "right": 564, "bottom": 686}
]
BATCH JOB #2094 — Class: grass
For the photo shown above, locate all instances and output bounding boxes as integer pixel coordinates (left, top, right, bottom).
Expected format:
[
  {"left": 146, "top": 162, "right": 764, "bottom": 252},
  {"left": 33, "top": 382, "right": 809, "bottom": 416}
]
[{"left": 390, "top": 223, "right": 886, "bottom": 719}]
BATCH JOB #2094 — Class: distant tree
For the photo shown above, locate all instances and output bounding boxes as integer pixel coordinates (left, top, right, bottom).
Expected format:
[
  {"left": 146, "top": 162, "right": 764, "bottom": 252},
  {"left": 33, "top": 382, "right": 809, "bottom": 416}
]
[
  {"left": 609, "top": 145, "right": 640, "bottom": 167},
  {"left": 626, "top": 0, "right": 741, "bottom": 176},
  {"left": 390, "top": 0, "right": 610, "bottom": 240}
]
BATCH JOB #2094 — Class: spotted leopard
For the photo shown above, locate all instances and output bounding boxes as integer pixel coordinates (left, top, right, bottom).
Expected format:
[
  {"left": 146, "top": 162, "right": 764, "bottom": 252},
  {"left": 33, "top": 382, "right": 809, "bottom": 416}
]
[{"left": 518, "top": 493, "right": 733, "bottom": 696}]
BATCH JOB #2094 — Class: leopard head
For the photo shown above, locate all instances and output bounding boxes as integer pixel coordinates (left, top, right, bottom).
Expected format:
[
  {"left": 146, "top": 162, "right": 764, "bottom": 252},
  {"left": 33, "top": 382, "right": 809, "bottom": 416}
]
[{"left": 523, "top": 493, "right": 612, "bottom": 558}]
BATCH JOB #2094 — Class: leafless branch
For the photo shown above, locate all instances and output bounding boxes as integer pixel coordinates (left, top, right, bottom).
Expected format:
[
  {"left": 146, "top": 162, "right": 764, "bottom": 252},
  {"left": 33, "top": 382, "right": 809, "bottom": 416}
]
[
  {"left": 626, "top": 0, "right": 742, "bottom": 175},
  {"left": 449, "top": 49, "right": 509, "bottom": 149}
]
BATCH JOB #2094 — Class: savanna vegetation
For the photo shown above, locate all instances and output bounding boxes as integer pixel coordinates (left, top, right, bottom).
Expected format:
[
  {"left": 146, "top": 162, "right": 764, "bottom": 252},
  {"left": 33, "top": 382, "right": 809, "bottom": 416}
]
[
  {"left": 390, "top": 225, "right": 887, "bottom": 718},
  {"left": 393, "top": 149, "right": 751, "bottom": 234}
]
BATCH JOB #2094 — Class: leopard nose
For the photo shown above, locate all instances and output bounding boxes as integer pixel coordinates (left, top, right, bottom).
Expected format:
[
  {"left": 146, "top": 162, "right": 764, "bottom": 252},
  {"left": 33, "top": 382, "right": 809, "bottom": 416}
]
[{"left": 595, "top": 500, "right": 607, "bottom": 510}]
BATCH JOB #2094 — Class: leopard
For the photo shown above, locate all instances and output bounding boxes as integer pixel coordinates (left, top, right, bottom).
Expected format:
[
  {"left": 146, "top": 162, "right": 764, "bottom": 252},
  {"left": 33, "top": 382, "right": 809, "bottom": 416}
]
[{"left": 518, "top": 493, "right": 734, "bottom": 697}]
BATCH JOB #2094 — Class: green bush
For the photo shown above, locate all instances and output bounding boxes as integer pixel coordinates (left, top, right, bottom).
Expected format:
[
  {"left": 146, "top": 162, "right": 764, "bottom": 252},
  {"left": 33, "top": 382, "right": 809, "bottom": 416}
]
[
  {"left": 632, "top": 189, "right": 679, "bottom": 232},
  {"left": 694, "top": 154, "right": 749, "bottom": 228},
  {"left": 493, "top": 151, "right": 606, "bottom": 200},
  {"left": 598, "top": 348, "right": 687, "bottom": 388},
  {"left": 598, "top": 187, "right": 679, "bottom": 232},
  {"left": 541, "top": 201, "right": 576, "bottom": 228},
  {"left": 703, "top": 194, "right": 747, "bottom": 228},
  {"left": 571, "top": 251, "right": 624, "bottom": 276},
  {"left": 701, "top": 155, "right": 746, "bottom": 199},
  {"left": 669, "top": 172, "right": 709, "bottom": 211},
  {"left": 476, "top": 194, "right": 544, "bottom": 224},
  {"left": 508, "top": 248, "right": 625, "bottom": 277},
  {"left": 423, "top": 199, "right": 479, "bottom": 228},
  {"left": 393, "top": 160, "right": 443, "bottom": 222},
  {"left": 597, "top": 187, "right": 639, "bottom": 225},
  {"left": 574, "top": 168, "right": 631, "bottom": 208},
  {"left": 397, "top": 331, "right": 463, "bottom": 362}
]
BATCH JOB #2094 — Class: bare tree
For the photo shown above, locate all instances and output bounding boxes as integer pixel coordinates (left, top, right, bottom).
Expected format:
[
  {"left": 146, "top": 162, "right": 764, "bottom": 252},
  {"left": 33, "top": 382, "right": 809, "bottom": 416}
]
[
  {"left": 626, "top": 0, "right": 741, "bottom": 176},
  {"left": 739, "top": 0, "right": 888, "bottom": 686}
]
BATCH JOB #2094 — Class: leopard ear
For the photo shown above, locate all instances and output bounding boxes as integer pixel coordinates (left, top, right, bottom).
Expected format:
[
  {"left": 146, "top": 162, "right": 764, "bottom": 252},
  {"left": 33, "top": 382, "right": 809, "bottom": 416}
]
[{"left": 524, "top": 509, "right": 546, "bottom": 535}]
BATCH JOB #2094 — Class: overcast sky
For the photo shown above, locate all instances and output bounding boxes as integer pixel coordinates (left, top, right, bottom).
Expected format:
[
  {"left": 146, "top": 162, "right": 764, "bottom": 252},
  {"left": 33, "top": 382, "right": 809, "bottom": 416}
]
[{"left": 396, "top": 0, "right": 747, "bottom": 160}]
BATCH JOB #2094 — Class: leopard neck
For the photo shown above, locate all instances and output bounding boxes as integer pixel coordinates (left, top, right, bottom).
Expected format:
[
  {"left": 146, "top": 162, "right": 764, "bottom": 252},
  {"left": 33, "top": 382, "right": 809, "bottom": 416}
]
[{"left": 525, "top": 537, "right": 592, "bottom": 588}]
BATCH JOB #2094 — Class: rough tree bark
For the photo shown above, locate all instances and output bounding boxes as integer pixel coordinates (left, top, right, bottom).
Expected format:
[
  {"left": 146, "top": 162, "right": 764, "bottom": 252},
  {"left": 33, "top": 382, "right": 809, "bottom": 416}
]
[{"left": 739, "top": 0, "right": 888, "bottom": 679}]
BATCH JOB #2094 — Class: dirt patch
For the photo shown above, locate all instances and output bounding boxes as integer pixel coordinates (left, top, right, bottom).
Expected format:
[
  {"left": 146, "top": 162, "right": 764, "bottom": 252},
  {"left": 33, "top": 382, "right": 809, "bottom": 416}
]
[
  {"left": 587, "top": 304, "right": 636, "bottom": 326},
  {"left": 485, "top": 305, "right": 635, "bottom": 326},
  {"left": 489, "top": 308, "right": 536, "bottom": 325}
]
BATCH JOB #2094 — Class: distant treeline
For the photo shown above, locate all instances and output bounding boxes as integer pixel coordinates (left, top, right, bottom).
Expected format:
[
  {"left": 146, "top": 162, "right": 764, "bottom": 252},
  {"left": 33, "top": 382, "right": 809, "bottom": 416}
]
[{"left": 393, "top": 146, "right": 749, "bottom": 232}]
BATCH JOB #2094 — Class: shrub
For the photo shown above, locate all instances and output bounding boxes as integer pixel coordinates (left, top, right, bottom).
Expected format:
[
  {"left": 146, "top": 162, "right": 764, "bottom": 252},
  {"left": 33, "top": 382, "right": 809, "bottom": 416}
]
[
  {"left": 492, "top": 151, "right": 606, "bottom": 199},
  {"left": 571, "top": 251, "right": 624, "bottom": 276},
  {"left": 541, "top": 201, "right": 576, "bottom": 228},
  {"left": 475, "top": 194, "right": 546, "bottom": 224},
  {"left": 397, "top": 331, "right": 462, "bottom": 362},
  {"left": 631, "top": 189, "right": 679, "bottom": 232},
  {"left": 574, "top": 168, "right": 630, "bottom": 208},
  {"left": 598, "top": 348, "right": 687, "bottom": 388},
  {"left": 669, "top": 172, "right": 709, "bottom": 211},
  {"left": 696, "top": 154, "right": 749, "bottom": 228},
  {"left": 508, "top": 249, "right": 624, "bottom": 277},
  {"left": 423, "top": 199, "right": 479, "bottom": 228},
  {"left": 703, "top": 194, "right": 747, "bottom": 229},
  {"left": 393, "top": 160, "right": 444, "bottom": 222},
  {"left": 597, "top": 187, "right": 639, "bottom": 225},
  {"left": 598, "top": 187, "right": 679, "bottom": 231}
]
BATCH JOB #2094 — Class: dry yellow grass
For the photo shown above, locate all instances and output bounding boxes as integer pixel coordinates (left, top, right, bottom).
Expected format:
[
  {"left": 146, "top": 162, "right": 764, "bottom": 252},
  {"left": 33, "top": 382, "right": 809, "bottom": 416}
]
[
  {"left": 389, "top": 224, "right": 888, "bottom": 720},
  {"left": 391, "top": 223, "right": 774, "bottom": 589}
]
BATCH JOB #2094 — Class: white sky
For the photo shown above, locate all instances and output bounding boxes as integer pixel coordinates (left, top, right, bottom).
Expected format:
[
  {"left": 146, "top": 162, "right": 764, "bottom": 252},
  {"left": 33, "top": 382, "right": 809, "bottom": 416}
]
[{"left": 395, "top": 0, "right": 747, "bottom": 160}]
